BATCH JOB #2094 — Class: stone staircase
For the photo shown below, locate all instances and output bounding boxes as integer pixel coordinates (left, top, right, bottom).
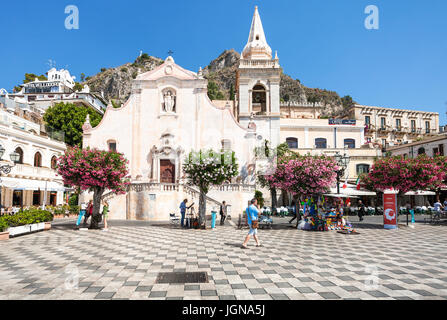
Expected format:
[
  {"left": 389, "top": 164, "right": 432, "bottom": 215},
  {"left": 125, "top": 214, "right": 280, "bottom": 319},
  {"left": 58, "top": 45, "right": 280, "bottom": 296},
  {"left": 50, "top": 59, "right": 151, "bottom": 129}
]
[{"left": 102, "top": 183, "right": 223, "bottom": 211}]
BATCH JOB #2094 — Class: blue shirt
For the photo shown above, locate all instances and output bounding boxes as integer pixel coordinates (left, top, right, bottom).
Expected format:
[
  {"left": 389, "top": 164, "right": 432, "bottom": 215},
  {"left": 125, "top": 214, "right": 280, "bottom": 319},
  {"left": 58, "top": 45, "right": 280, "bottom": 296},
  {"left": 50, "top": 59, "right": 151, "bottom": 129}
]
[
  {"left": 180, "top": 202, "right": 187, "bottom": 214},
  {"left": 246, "top": 205, "right": 259, "bottom": 224}
]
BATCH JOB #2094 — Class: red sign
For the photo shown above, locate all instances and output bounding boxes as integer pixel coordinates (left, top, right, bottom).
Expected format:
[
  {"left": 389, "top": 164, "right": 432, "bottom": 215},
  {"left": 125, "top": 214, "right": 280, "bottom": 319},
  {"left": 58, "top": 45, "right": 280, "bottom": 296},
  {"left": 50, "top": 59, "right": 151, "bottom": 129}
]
[{"left": 383, "top": 193, "right": 398, "bottom": 229}]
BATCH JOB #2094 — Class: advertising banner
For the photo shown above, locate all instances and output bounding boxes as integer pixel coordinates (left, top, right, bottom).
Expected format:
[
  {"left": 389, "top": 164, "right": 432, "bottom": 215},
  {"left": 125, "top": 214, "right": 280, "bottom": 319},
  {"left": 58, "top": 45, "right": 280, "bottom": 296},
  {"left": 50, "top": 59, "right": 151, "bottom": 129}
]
[{"left": 383, "top": 192, "right": 398, "bottom": 229}]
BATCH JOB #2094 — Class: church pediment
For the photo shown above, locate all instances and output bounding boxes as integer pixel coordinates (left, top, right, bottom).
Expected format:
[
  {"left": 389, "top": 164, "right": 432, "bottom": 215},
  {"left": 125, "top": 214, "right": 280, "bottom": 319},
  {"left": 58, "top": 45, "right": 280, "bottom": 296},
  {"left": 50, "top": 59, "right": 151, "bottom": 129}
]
[{"left": 137, "top": 56, "right": 198, "bottom": 81}]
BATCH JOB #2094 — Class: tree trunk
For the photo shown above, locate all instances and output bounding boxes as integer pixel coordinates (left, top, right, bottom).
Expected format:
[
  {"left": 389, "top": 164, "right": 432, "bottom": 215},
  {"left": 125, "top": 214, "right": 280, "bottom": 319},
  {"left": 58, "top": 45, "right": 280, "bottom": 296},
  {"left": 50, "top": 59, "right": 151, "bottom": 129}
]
[
  {"left": 271, "top": 188, "right": 277, "bottom": 214},
  {"left": 295, "top": 194, "right": 301, "bottom": 228},
  {"left": 90, "top": 188, "right": 104, "bottom": 230},
  {"left": 199, "top": 188, "right": 207, "bottom": 229}
]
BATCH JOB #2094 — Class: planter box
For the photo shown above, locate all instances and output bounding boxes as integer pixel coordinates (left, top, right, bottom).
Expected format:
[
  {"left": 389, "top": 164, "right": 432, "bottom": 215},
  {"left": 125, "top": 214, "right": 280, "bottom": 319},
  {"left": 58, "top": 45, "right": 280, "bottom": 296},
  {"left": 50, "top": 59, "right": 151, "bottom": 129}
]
[
  {"left": 8, "top": 223, "right": 46, "bottom": 237},
  {"left": 44, "top": 222, "right": 52, "bottom": 231},
  {"left": 0, "top": 231, "right": 9, "bottom": 240}
]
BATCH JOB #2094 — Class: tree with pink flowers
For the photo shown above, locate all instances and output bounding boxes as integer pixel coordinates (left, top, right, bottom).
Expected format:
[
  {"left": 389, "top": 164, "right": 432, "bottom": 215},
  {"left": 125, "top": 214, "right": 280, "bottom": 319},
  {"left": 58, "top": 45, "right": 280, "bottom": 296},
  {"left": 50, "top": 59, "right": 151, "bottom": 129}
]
[
  {"left": 57, "top": 146, "right": 130, "bottom": 229},
  {"left": 265, "top": 154, "right": 339, "bottom": 204},
  {"left": 362, "top": 155, "right": 444, "bottom": 194},
  {"left": 361, "top": 155, "right": 445, "bottom": 209}
]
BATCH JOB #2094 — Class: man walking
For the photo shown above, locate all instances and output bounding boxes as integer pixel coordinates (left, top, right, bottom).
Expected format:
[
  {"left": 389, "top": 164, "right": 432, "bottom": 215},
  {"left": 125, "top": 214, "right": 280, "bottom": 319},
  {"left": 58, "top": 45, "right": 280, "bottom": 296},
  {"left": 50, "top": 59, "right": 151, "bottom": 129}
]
[
  {"left": 434, "top": 199, "right": 444, "bottom": 219},
  {"left": 358, "top": 200, "right": 366, "bottom": 222},
  {"left": 242, "top": 199, "right": 261, "bottom": 249},
  {"left": 220, "top": 201, "right": 227, "bottom": 226},
  {"left": 288, "top": 200, "right": 298, "bottom": 224}
]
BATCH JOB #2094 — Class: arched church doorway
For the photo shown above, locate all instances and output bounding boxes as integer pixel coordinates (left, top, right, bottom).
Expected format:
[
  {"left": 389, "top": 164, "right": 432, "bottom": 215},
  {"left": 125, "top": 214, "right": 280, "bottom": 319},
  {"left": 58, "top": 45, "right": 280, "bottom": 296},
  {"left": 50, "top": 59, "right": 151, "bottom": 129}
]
[
  {"left": 252, "top": 84, "right": 267, "bottom": 114},
  {"left": 160, "top": 159, "right": 175, "bottom": 184}
]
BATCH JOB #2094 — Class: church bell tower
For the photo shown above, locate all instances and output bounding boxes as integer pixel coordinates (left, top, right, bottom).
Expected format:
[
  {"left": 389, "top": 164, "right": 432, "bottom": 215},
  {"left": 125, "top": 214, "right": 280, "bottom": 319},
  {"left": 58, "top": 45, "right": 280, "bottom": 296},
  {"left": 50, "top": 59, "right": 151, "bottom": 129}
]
[{"left": 237, "top": 6, "right": 281, "bottom": 148}]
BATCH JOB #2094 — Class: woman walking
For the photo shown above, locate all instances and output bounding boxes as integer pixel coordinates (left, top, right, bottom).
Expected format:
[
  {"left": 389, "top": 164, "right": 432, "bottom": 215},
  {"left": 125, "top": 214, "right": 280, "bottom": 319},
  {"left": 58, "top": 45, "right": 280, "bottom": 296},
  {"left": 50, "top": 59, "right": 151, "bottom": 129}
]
[
  {"left": 76, "top": 202, "right": 87, "bottom": 227},
  {"left": 84, "top": 200, "right": 93, "bottom": 226}
]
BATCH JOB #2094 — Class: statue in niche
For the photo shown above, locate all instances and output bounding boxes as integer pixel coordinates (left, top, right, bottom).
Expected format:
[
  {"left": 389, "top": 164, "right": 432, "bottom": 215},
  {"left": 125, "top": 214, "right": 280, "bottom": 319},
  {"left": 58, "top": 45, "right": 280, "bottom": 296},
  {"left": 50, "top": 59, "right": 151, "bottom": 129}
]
[{"left": 163, "top": 90, "right": 176, "bottom": 113}]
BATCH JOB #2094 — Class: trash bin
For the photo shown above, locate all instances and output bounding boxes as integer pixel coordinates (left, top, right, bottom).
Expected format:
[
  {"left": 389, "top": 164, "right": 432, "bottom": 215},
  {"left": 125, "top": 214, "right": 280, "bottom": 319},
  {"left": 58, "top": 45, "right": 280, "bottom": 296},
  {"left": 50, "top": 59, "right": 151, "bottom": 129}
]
[{"left": 211, "top": 211, "right": 217, "bottom": 229}]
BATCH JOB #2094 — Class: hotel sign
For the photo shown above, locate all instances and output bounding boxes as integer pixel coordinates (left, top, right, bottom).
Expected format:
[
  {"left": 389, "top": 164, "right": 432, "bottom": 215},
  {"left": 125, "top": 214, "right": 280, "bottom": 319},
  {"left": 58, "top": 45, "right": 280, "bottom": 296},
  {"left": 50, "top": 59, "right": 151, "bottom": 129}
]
[
  {"left": 329, "top": 119, "right": 356, "bottom": 126},
  {"left": 25, "top": 82, "right": 60, "bottom": 88}
]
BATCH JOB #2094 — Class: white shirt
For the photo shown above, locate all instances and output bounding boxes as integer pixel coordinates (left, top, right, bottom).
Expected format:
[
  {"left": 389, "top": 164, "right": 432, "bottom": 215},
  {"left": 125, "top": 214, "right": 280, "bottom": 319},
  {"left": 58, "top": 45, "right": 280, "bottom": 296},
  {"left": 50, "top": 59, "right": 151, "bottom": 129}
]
[{"left": 81, "top": 203, "right": 87, "bottom": 210}]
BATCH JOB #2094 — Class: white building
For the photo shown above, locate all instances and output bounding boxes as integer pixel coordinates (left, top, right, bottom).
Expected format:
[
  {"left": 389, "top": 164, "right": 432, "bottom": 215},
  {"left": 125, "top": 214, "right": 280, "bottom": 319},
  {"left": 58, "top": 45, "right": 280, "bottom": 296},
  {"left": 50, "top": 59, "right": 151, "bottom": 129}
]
[
  {"left": 0, "top": 105, "right": 67, "bottom": 208},
  {"left": 1, "top": 68, "right": 107, "bottom": 115}
]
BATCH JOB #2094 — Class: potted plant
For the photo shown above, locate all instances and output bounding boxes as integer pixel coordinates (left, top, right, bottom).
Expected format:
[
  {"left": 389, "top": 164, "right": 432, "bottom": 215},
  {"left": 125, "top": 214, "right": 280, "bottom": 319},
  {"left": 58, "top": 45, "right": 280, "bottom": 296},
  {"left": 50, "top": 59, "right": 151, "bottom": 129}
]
[
  {"left": 0, "top": 219, "right": 9, "bottom": 240},
  {"left": 44, "top": 220, "right": 52, "bottom": 231}
]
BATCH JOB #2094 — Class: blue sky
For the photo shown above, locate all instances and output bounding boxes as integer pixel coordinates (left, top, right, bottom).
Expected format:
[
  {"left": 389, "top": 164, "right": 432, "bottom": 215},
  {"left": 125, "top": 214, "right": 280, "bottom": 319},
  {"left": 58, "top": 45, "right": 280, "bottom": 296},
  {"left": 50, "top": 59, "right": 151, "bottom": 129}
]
[{"left": 1, "top": 0, "right": 446, "bottom": 123}]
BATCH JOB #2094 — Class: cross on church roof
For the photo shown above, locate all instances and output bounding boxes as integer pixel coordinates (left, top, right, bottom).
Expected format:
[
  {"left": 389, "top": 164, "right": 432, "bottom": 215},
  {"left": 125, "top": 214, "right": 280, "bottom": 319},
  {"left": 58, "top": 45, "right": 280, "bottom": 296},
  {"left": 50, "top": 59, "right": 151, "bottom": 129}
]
[{"left": 168, "top": 50, "right": 174, "bottom": 56}]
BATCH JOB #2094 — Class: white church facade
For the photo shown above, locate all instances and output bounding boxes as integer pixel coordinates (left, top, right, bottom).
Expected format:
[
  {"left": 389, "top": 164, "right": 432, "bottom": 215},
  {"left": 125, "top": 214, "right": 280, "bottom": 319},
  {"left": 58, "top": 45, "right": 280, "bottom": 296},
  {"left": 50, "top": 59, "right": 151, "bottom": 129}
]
[
  {"left": 82, "top": 55, "right": 260, "bottom": 220},
  {"left": 82, "top": 6, "right": 377, "bottom": 220}
]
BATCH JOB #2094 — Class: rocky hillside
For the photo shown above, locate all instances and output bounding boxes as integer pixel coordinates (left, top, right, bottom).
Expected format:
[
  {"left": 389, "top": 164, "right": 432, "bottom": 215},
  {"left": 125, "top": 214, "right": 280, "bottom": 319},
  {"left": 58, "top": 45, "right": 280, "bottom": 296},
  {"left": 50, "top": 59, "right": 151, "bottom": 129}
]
[
  {"left": 82, "top": 50, "right": 352, "bottom": 116},
  {"left": 84, "top": 54, "right": 164, "bottom": 105}
]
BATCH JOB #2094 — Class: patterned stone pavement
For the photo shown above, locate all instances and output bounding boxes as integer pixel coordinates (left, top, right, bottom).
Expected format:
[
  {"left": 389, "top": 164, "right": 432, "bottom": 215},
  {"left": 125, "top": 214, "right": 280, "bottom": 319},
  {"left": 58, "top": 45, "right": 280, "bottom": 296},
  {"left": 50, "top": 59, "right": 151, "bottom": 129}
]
[{"left": 0, "top": 217, "right": 446, "bottom": 300}]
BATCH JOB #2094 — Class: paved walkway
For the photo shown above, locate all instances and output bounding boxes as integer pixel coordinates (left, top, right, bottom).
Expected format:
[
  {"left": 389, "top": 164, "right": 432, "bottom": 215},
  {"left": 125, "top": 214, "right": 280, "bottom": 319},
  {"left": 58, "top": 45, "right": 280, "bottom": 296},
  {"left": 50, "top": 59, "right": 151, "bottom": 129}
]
[{"left": 0, "top": 218, "right": 446, "bottom": 300}]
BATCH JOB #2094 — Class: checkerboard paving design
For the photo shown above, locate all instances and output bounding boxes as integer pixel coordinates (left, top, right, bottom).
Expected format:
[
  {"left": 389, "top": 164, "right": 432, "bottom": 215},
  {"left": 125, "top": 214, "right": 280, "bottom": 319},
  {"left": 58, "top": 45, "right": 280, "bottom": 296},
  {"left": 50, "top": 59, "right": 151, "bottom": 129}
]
[{"left": 0, "top": 220, "right": 447, "bottom": 300}]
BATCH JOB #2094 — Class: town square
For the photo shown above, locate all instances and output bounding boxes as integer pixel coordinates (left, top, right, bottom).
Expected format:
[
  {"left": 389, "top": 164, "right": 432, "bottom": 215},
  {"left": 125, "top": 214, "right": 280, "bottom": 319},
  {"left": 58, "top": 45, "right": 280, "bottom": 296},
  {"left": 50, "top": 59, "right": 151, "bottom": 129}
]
[{"left": 0, "top": 0, "right": 447, "bottom": 306}]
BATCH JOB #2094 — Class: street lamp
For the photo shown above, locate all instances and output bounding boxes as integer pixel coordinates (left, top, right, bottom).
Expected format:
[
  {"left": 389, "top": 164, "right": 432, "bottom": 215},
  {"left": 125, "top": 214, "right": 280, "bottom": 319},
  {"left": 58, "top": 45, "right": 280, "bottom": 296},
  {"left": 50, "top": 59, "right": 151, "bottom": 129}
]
[
  {"left": 0, "top": 145, "right": 20, "bottom": 214},
  {"left": 335, "top": 147, "right": 350, "bottom": 195}
]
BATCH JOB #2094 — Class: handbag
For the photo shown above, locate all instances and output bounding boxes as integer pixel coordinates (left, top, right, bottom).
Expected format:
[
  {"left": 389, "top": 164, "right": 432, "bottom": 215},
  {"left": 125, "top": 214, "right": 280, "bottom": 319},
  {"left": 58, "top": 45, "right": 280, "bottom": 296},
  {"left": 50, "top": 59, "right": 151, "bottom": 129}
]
[{"left": 251, "top": 220, "right": 259, "bottom": 229}]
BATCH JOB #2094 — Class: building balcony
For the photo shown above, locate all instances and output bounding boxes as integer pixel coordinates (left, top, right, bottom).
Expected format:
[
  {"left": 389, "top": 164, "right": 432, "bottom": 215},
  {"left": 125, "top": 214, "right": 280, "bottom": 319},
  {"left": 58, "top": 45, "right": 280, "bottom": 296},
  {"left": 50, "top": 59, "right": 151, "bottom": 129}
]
[
  {"left": 408, "top": 128, "right": 422, "bottom": 135},
  {"left": 377, "top": 127, "right": 390, "bottom": 135},
  {"left": 239, "top": 59, "right": 280, "bottom": 69},
  {"left": 392, "top": 127, "right": 407, "bottom": 135},
  {"left": 424, "top": 129, "right": 438, "bottom": 135},
  {"left": 8, "top": 164, "right": 59, "bottom": 181}
]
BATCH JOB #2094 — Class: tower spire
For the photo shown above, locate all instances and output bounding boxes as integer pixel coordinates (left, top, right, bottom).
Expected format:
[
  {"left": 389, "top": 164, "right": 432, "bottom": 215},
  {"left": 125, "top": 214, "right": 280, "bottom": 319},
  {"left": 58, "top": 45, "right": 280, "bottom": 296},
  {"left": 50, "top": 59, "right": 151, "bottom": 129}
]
[{"left": 242, "top": 6, "right": 272, "bottom": 60}]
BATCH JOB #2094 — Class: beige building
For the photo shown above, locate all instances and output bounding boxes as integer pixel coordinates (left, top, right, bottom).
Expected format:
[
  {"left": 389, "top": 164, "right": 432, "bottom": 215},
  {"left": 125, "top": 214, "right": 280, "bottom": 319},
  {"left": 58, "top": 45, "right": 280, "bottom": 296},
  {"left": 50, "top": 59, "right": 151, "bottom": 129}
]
[
  {"left": 347, "top": 104, "right": 439, "bottom": 148},
  {"left": 280, "top": 118, "right": 380, "bottom": 183},
  {"left": 387, "top": 134, "right": 447, "bottom": 158}
]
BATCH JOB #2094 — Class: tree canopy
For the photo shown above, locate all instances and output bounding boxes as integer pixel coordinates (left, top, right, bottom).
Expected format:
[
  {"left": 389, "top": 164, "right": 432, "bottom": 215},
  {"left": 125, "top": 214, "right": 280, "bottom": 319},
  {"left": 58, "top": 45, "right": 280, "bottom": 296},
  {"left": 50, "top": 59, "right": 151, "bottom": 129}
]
[
  {"left": 183, "top": 150, "right": 238, "bottom": 227},
  {"left": 43, "top": 102, "right": 102, "bottom": 147},
  {"left": 361, "top": 155, "right": 445, "bottom": 194},
  {"left": 57, "top": 146, "right": 129, "bottom": 229},
  {"left": 265, "top": 154, "right": 338, "bottom": 197},
  {"left": 207, "top": 80, "right": 225, "bottom": 100}
]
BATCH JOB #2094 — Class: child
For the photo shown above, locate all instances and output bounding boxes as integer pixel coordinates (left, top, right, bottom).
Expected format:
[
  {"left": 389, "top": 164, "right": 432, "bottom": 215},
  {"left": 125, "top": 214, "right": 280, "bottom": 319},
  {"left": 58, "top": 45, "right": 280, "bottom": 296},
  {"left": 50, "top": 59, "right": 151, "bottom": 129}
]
[{"left": 102, "top": 200, "right": 109, "bottom": 231}]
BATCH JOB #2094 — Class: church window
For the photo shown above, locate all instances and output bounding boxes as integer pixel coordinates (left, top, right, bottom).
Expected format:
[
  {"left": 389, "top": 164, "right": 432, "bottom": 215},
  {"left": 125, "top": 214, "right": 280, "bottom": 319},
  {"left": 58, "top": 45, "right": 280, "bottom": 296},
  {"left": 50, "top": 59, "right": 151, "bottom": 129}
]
[
  {"left": 222, "top": 139, "right": 232, "bottom": 151},
  {"left": 108, "top": 141, "right": 117, "bottom": 152},
  {"left": 252, "top": 84, "right": 267, "bottom": 114}
]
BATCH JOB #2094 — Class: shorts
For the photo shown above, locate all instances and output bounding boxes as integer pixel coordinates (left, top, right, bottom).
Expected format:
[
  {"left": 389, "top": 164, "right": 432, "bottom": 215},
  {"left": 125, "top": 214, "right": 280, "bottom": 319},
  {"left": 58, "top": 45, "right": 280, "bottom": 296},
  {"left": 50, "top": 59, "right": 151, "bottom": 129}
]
[{"left": 248, "top": 226, "right": 258, "bottom": 236}]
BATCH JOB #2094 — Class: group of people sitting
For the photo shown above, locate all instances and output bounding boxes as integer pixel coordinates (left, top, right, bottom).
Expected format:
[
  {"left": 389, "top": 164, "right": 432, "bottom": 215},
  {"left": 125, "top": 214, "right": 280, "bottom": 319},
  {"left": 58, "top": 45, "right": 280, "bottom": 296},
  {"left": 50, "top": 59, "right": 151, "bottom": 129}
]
[{"left": 0, "top": 206, "right": 22, "bottom": 216}]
